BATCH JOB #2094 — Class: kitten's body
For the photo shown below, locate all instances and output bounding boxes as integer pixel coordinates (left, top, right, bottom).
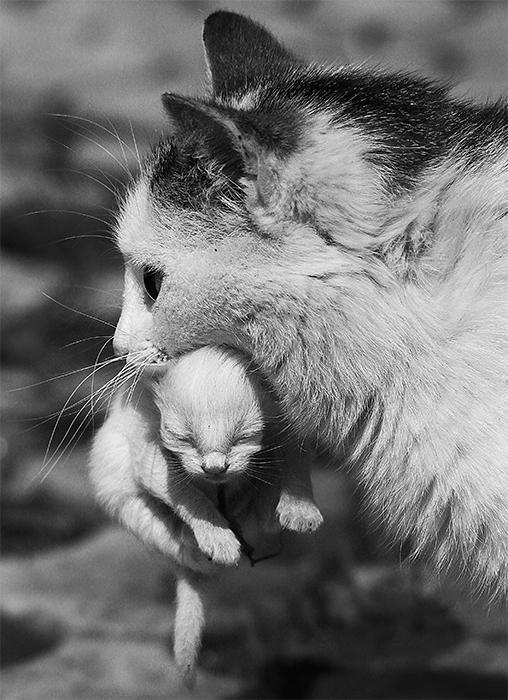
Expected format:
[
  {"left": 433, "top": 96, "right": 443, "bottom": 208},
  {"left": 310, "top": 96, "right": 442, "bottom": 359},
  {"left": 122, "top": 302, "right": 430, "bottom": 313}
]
[
  {"left": 90, "top": 346, "right": 322, "bottom": 683},
  {"left": 106, "top": 12, "right": 508, "bottom": 596}
]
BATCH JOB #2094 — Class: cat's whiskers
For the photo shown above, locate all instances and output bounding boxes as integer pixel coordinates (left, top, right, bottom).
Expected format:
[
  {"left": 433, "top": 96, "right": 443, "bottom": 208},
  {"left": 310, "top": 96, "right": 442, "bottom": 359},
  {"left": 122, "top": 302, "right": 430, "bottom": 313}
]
[
  {"left": 41, "top": 292, "right": 119, "bottom": 331},
  {"left": 73, "top": 286, "right": 124, "bottom": 299},
  {"left": 128, "top": 118, "right": 143, "bottom": 174},
  {"left": 65, "top": 123, "right": 132, "bottom": 180},
  {"left": 11, "top": 356, "right": 116, "bottom": 393},
  {"left": 62, "top": 335, "right": 119, "bottom": 351},
  {"left": 143, "top": 451, "right": 198, "bottom": 503},
  {"left": 62, "top": 167, "right": 121, "bottom": 200},
  {"left": 50, "top": 114, "right": 135, "bottom": 179},
  {"left": 243, "top": 474, "right": 263, "bottom": 495},
  {"left": 50, "top": 112, "right": 138, "bottom": 159},
  {"left": 36, "top": 235, "right": 116, "bottom": 253},
  {"left": 123, "top": 362, "right": 146, "bottom": 408},
  {"left": 48, "top": 343, "right": 158, "bottom": 442},
  {"left": 43, "top": 129, "right": 127, "bottom": 193},
  {"left": 43, "top": 353, "right": 129, "bottom": 444},
  {"left": 38, "top": 358, "right": 144, "bottom": 482},
  {"left": 90, "top": 337, "right": 117, "bottom": 420},
  {"left": 24, "top": 209, "right": 111, "bottom": 227},
  {"left": 244, "top": 467, "right": 275, "bottom": 487},
  {"left": 18, "top": 356, "right": 124, "bottom": 434},
  {"left": 106, "top": 117, "right": 133, "bottom": 177},
  {"left": 163, "top": 467, "right": 196, "bottom": 496},
  {"left": 101, "top": 359, "right": 145, "bottom": 418},
  {"left": 36, "top": 359, "right": 126, "bottom": 481},
  {"left": 112, "top": 346, "right": 167, "bottom": 414}
]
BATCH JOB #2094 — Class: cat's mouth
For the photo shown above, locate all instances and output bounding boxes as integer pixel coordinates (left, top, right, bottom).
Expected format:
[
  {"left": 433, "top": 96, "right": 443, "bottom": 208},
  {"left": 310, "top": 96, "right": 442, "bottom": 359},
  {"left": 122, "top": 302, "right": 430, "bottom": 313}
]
[
  {"left": 126, "top": 347, "right": 170, "bottom": 374},
  {"left": 148, "top": 348, "right": 170, "bottom": 365}
]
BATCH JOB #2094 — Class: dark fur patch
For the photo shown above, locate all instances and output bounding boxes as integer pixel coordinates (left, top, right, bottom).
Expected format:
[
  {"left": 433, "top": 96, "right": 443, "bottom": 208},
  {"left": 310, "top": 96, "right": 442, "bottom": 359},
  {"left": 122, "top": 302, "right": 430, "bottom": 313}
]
[
  {"left": 148, "top": 128, "right": 243, "bottom": 211},
  {"left": 293, "top": 67, "right": 507, "bottom": 190},
  {"left": 203, "top": 11, "right": 300, "bottom": 99},
  {"left": 151, "top": 11, "right": 507, "bottom": 234}
]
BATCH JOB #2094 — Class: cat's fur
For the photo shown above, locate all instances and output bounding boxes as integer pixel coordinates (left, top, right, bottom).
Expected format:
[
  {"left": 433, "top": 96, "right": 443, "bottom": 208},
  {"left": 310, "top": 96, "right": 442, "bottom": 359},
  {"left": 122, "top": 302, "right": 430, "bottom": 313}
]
[
  {"left": 90, "top": 345, "right": 322, "bottom": 683},
  {"left": 109, "top": 10, "right": 508, "bottom": 597}
]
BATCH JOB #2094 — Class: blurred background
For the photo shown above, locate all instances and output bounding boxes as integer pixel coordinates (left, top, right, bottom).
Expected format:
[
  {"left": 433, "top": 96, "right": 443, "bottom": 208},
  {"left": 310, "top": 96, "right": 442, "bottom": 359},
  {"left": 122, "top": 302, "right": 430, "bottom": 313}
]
[{"left": 1, "top": 1, "right": 507, "bottom": 698}]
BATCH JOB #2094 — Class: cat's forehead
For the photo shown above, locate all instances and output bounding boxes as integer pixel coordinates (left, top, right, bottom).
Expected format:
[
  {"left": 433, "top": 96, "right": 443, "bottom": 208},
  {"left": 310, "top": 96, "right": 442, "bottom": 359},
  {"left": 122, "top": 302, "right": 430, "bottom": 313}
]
[
  {"left": 148, "top": 138, "right": 243, "bottom": 211},
  {"left": 115, "top": 179, "right": 169, "bottom": 265},
  {"left": 115, "top": 176, "right": 244, "bottom": 268}
]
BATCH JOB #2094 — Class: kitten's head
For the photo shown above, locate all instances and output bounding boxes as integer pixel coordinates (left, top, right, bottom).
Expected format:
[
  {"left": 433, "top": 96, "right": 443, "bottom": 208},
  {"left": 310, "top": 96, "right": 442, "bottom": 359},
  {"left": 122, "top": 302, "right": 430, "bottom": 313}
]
[
  {"left": 113, "top": 11, "right": 461, "bottom": 384},
  {"left": 155, "top": 346, "right": 266, "bottom": 483}
]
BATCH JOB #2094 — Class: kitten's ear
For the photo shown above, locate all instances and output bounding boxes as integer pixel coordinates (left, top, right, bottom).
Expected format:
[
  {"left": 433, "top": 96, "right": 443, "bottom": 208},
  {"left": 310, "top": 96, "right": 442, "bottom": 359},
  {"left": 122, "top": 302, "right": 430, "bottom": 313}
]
[{"left": 202, "top": 11, "right": 299, "bottom": 98}]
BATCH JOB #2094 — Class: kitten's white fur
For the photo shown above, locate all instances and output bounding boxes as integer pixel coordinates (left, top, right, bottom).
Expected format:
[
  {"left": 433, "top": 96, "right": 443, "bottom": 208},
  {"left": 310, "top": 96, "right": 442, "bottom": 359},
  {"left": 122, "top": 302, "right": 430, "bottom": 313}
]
[{"left": 90, "top": 346, "right": 323, "bottom": 684}]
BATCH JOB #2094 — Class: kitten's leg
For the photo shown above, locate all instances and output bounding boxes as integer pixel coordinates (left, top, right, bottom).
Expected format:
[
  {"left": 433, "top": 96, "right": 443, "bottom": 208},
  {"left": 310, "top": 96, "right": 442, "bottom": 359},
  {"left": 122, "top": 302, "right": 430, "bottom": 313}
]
[
  {"left": 140, "top": 445, "right": 242, "bottom": 566},
  {"left": 91, "top": 391, "right": 241, "bottom": 566},
  {"left": 171, "top": 491, "right": 242, "bottom": 567},
  {"left": 275, "top": 443, "right": 324, "bottom": 533},
  {"left": 89, "top": 419, "right": 212, "bottom": 573}
]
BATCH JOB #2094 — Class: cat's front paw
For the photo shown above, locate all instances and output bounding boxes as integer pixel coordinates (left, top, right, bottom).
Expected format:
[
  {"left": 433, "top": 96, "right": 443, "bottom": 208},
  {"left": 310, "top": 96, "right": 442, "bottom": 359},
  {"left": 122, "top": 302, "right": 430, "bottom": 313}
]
[
  {"left": 276, "top": 493, "right": 324, "bottom": 533},
  {"left": 193, "top": 525, "right": 242, "bottom": 566}
]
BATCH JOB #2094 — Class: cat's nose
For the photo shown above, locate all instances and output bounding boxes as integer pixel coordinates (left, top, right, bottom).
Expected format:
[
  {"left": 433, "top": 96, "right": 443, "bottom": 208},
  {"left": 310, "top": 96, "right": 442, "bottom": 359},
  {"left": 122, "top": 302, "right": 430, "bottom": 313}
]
[
  {"left": 113, "top": 324, "right": 130, "bottom": 357},
  {"left": 202, "top": 452, "right": 228, "bottom": 475},
  {"left": 112, "top": 332, "right": 128, "bottom": 357}
]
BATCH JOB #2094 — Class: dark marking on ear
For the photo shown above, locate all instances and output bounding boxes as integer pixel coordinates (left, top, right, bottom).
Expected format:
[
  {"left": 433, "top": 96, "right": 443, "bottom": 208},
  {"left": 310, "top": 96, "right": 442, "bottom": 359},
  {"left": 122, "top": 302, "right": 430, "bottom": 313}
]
[
  {"left": 162, "top": 93, "right": 221, "bottom": 134},
  {"left": 161, "top": 93, "right": 245, "bottom": 184},
  {"left": 203, "top": 11, "right": 300, "bottom": 98}
]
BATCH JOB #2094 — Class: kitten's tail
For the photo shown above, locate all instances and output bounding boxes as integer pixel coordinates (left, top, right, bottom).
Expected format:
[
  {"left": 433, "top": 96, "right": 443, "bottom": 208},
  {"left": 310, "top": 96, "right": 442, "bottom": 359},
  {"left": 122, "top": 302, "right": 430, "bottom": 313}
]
[{"left": 173, "top": 570, "right": 205, "bottom": 689}]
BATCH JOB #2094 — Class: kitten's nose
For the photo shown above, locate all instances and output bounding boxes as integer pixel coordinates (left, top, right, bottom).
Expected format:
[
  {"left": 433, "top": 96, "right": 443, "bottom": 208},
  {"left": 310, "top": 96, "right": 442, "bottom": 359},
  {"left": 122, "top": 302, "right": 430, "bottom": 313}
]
[{"left": 202, "top": 452, "right": 228, "bottom": 475}]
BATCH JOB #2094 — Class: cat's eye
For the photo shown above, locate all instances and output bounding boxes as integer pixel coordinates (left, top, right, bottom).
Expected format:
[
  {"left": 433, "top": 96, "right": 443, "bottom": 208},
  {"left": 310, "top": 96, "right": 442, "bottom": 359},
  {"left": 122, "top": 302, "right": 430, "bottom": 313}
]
[{"left": 143, "top": 269, "right": 163, "bottom": 302}]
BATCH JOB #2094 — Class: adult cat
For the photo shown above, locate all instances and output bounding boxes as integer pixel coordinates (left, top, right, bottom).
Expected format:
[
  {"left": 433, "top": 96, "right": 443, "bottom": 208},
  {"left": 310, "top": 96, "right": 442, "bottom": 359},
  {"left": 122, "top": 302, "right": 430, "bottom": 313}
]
[{"left": 110, "top": 11, "right": 508, "bottom": 595}]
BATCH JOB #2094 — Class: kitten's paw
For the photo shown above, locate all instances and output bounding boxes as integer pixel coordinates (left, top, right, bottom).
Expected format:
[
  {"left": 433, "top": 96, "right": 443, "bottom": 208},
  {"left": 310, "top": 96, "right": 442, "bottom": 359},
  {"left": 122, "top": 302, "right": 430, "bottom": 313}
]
[
  {"left": 276, "top": 494, "right": 324, "bottom": 533},
  {"left": 193, "top": 526, "right": 241, "bottom": 566}
]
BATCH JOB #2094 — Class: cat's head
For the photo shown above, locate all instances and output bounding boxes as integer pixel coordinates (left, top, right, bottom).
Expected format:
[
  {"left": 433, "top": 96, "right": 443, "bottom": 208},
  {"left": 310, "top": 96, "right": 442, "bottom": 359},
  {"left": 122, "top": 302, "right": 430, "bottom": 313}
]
[
  {"left": 154, "top": 346, "right": 266, "bottom": 483},
  {"left": 113, "top": 11, "right": 453, "bottom": 382}
]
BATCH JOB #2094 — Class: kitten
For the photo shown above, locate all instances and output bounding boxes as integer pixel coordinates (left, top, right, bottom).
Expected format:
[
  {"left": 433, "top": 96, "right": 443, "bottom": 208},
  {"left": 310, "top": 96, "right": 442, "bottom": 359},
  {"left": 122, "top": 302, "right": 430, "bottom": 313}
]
[
  {"left": 107, "top": 11, "right": 508, "bottom": 596},
  {"left": 154, "top": 346, "right": 322, "bottom": 532},
  {"left": 90, "top": 345, "right": 322, "bottom": 684}
]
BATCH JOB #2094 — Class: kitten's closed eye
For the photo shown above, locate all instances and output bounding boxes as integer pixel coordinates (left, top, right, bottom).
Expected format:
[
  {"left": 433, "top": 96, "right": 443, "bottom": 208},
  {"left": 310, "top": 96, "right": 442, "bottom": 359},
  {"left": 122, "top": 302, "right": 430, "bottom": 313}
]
[
  {"left": 235, "top": 432, "right": 263, "bottom": 445},
  {"left": 143, "top": 268, "right": 163, "bottom": 302}
]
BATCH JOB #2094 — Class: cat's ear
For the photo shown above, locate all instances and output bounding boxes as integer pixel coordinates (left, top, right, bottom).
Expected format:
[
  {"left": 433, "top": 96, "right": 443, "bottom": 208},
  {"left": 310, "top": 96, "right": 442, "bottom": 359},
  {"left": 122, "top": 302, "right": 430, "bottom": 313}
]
[
  {"left": 162, "top": 93, "right": 218, "bottom": 133},
  {"left": 202, "top": 11, "right": 299, "bottom": 98},
  {"left": 162, "top": 92, "right": 274, "bottom": 203},
  {"left": 162, "top": 93, "right": 246, "bottom": 181}
]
